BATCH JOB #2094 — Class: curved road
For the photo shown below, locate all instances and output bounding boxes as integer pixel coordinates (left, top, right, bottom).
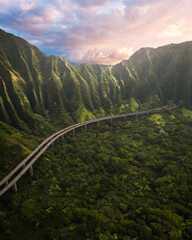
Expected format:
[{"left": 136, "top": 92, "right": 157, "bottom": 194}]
[{"left": 0, "top": 105, "right": 170, "bottom": 197}]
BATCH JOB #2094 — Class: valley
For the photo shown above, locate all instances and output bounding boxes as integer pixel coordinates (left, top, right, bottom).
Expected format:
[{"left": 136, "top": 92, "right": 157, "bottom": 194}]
[
  {"left": 1, "top": 29, "right": 192, "bottom": 134},
  {"left": 0, "top": 29, "right": 192, "bottom": 240},
  {"left": 0, "top": 108, "right": 192, "bottom": 239}
]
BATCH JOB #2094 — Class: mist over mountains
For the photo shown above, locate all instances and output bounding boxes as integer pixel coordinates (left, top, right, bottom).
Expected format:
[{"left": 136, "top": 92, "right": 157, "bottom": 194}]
[{"left": 0, "top": 29, "right": 192, "bottom": 131}]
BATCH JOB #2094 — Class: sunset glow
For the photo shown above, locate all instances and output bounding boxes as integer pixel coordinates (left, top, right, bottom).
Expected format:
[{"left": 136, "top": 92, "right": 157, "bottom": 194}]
[{"left": 0, "top": 0, "right": 192, "bottom": 65}]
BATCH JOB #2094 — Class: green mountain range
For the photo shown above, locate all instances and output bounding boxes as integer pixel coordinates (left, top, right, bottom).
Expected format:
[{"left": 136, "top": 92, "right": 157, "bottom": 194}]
[
  {"left": 1, "top": 29, "right": 192, "bottom": 240},
  {"left": 0, "top": 29, "right": 192, "bottom": 131}
]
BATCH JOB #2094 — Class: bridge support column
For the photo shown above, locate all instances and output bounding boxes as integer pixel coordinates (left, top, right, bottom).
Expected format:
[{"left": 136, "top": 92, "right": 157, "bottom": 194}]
[
  {"left": 22, "top": 163, "right": 27, "bottom": 174},
  {"left": 30, "top": 166, "right": 33, "bottom": 177},
  {"left": 5, "top": 178, "right": 8, "bottom": 187},
  {"left": 85, "top": 124, "right": 87, "bottom": 129},
  {"left": 124, "top": 116, "right": 126, "bottom": 120},
  {"left": 111, "top": 119, "right": 113, "bottom": 122},
  {"left": 73, "top": 129, "right": 75, "bottom": 134},
  {"left": 13, "top": 183, "right": 17, "bottom": 192},
  {"left": 62, "top": 135, "right": 64, "bottom": 139},
  {"left": 52, "top": 141, "right": 54, "bottom": 147}
]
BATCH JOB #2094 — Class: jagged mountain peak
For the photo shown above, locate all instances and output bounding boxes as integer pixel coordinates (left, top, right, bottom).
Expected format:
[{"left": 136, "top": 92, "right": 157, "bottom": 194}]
[
  {"left": 129, "top": 47, "right": 153, "bottom": 60},
  {"left": 0, "top": 29, "right": 192, "bottom": 132}
]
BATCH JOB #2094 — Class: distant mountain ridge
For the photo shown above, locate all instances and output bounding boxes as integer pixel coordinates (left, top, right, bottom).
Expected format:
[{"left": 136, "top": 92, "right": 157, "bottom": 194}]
[{"left": 0, "top": 28, "right": 191, "bottom": 132}]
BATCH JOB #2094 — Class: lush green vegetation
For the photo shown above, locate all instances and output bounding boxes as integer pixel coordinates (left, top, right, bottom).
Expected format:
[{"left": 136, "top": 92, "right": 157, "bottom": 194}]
[
  {"left": 1, "top": 28, "right": 192, "bottom": 240},
  {"left": 1, "top": 28, "right": 192, "bottom": 133},
  {"left": 182, "top": 108, "right": 192, "bottom": 118},
  {"left": 0, "top": 121, "right": 47, "bottom": 179},
  {"left": 0, "top": 108, "right": 192, "bottom": 240}
]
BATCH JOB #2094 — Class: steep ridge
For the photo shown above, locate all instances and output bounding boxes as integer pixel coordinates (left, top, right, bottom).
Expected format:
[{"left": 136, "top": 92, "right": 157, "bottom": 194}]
[
  {"left": 0, "top": 29, "right": 123, "bottom": 131},
  {"left": 118, "top": 44, "right": 192, "bottom": 104},
  {"left": 0, "top": 29, "right": 191, "bottom": 132}
]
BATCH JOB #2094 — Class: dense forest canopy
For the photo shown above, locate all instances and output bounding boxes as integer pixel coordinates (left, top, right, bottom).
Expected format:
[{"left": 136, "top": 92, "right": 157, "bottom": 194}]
[
  {"left": 0, "top": 109, "right": 192, "bottom": 239},
  {"left": 0, "top": 29, "right": 192, "bottom": 240}
]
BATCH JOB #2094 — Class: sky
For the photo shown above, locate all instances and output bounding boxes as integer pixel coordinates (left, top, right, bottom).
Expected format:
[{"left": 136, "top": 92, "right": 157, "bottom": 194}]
[{"left": 0, "top": 0, "right": 192, "bottom": 65}]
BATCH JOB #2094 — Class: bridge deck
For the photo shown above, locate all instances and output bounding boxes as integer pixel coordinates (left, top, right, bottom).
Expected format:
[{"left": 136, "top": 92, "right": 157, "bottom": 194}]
[{"left": 0, "top": 105, "right": 170, "bottom": 197}]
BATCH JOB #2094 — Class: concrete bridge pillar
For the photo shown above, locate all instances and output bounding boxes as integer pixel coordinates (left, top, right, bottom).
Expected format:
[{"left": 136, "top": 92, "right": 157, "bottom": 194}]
[
  {"left": 22, "top": 163, "right": 27, "bottom": 174},
  {"left": 30, "top": 166, "right": 33, "bottom": 177},
  {"left": 85, "top": 124, "right": 87, "bottom": 129},
  {"left": 5, "top": 178, "right": 8, "bottom": 187},
  {"left": 124, "top": 116, "right": 126, "bottom": 120},
  {"left": 73, "top": 129, "right": 75, "bottom": 134},
  {"left": 111, "top": 118, "right": 113, "bottom": 122},
  {"left": 13, "top": 183, "right": 17, "bottom": 192}
]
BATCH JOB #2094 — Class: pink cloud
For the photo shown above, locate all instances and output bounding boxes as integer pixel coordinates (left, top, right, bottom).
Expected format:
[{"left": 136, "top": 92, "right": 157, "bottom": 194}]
[
  {"left": 67, "top": 0, "right": 192, "bottom": 64},
  {"left": 70, "top": 47, "right": 134, "bottom": 65},
  {"left": 0, "top": 0, "right": 38, "bottom": 10},
  {"left": 71, "top": 0, "right": 118, "bottom": 9},
  {"left": 18, "top": 0, "right": 37, "bottom": 11},
  {"left": 0, "top": 0, "right": 8, "bottom": 3},
  {"left": 1, "top": 0, "right": 192, "bottom": 64}
]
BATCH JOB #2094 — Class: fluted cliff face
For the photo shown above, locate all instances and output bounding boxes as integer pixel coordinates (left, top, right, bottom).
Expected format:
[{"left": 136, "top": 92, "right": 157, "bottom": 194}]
[{"left": 0, "top": 29, "right": 191, "bottom": 131}]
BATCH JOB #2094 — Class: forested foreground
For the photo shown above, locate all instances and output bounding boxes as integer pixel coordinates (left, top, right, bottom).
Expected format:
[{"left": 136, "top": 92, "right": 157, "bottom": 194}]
[{"left": 0, "top": 109, "right": 192, "bottom": 240}]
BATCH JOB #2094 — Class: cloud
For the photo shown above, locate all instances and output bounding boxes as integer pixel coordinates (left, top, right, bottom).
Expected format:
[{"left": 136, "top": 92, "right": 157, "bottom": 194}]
[
  {"left": 157, "top": 21, "right": 184, "bottom": 38},
  {"left": 70, "top": 47, "right": 134, "bottom": 65},
  {"left": 0, "top": 0, "right": 192, "bottom": 64},
  {"left": 0, "top": 0, "right": 38, "bottom": 10},
  {"left": 71, "top": 0, "right": 118, "bottom": 8},
  {"left": 18, "top": 0, "right": 37, "bottom": 10}
]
